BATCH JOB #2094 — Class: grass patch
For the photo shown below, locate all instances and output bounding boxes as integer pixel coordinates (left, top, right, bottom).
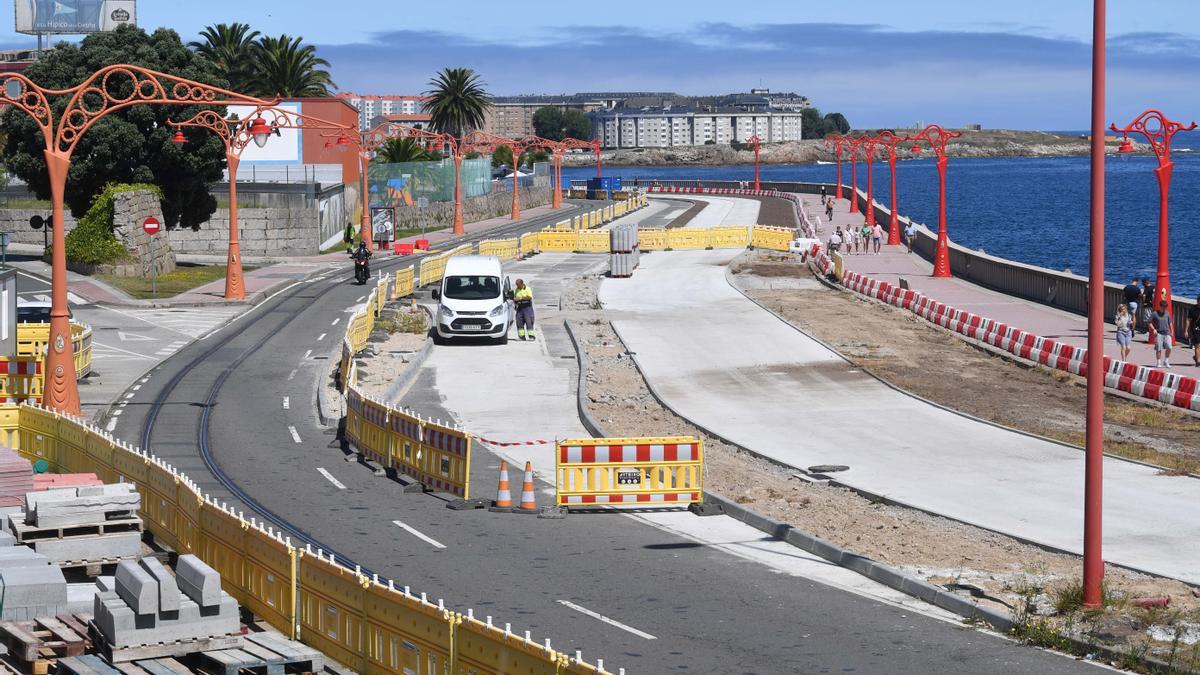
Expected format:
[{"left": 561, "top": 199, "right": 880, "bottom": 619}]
[
  {"left": 1105, "top": 401, "right": 1200, "bottom": 431},
  {"left": 1045, "top": 429, "right": 1200, "bottom": 476},
  {"left": 98, "top": 263, "right": 257, "bottom": 299}
]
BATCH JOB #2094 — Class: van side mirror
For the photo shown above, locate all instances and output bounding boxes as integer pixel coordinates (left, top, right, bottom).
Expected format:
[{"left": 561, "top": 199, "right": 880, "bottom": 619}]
[
  {"left": 431, "top": 288, "right": 441, "bottom": 300},
  {"left": 504, "top": 291, "right": 514, "bottom": 300}
]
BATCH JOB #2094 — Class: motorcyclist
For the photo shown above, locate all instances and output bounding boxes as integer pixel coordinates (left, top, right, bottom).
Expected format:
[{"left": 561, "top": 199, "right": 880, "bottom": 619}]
[{"left": 350, "top": 241, "right": 371, "bottom": 282}]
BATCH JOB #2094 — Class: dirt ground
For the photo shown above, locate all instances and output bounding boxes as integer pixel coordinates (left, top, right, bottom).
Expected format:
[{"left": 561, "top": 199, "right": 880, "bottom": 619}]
[
  {"left": 560, "top": 253, "right": 1200, "bottom": 670},
  {"left": 324, "top": 308, "right": 428, "bottom": 415}
]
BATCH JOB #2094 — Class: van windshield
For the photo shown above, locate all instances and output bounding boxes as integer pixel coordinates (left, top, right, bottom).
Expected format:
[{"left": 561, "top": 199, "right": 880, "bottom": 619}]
[{"left": 443, "top": 275, "right": 501, "bottom": 300}]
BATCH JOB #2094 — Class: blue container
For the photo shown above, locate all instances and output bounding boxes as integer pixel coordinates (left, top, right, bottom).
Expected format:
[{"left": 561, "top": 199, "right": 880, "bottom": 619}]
[{"left": 586, "top": 176, "right": 622, "bottom": 193}]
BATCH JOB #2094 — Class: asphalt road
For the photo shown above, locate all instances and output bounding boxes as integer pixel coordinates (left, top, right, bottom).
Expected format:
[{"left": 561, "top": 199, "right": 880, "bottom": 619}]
[{"left": 110, "top": 202, "right": 1099, "bottom": 673}]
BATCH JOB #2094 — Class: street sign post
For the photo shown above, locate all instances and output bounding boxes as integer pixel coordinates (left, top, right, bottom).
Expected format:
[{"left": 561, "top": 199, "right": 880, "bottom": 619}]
[
  {"left": 143, "top": 217, "right": 160, "bottom": 298},
  {"left": 29, "top": 215, "right": 48, "bottom": 252}
]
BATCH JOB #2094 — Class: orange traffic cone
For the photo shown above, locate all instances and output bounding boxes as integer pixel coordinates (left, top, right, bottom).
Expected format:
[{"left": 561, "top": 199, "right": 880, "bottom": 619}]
[
  {"left": 410, "top": 298, "right": 418, "bottom": 313},
  {"left": 489, "top": 461, "right": 513, "bottom": 512},
  {"left": 518, "top": 461, "right": 538, "bottom": 513}
]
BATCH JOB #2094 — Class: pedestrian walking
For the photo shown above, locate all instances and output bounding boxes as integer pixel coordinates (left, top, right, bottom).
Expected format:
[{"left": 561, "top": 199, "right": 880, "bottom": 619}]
[
  {"left": 860, "top": 223, "right": 872, "bottom": 255},
  {"left": 1140, "top": 278, "right": 1155, "bottom": 334},
  {"left": 1151, "top": 306, "right": 1173, "bottom": 368},
  {"left": 871, "top": 222, "right": 884, "bottom": 254},
  {"left": 513, "top": 278, "right": 535, "bottom": 341},
  {"left": 828, "top": 227, "right": 843, "bottom": 253},
  {"left": 848, "top": 226, "right": 859, "bottom": 254},
  {"left": 825, "top": 198, "right": 834, "bottom": 222},
  {"left": 904, "top": 223, "right": 917, "bottom": 253},
  {"left": 820, "top": 185, "right": 827, "bottom": 201},
  {"left": 1122, "top": 277, "right": 1142, "bottom": 332},
  {"left": 1114, "top": 303, "right": 1133, "bottom": 362},
  {"left": 1189, "top": 295, "right": 1200, "bottom": 367}
]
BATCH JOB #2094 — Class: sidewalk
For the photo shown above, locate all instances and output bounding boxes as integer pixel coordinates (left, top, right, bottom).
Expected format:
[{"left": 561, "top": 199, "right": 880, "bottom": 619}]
[{"left": 820, "top": 198, "right": 1190, "bottom": 371}]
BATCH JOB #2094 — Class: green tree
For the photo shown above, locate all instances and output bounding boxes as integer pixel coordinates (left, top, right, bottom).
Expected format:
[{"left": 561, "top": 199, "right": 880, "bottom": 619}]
[
  {"left": 532, "top": 106, "right": 592, "bottom": 141},
  {"left": 800, "top": 108, "right": 852, "bottom": 139},
  {"left": 1, "top": 25, "right": 228, "bottom": 229},
  {"left": 252, "top": 34, "right": 334, "bottom": 97},
  {"left": 189, "top": 23, "right": 260, "bottom": 93},
  {"left": 373, "top": 137, "right": 434, "bottom": 164},
  {"left": 491, "top": 145, "right": 513, "bottom": 168},
  {"left": 823, "top": 112, "right": 851, "bottom": 135},
  {"left": 424, "top": 68, "right": 491, "bottom": 139}
]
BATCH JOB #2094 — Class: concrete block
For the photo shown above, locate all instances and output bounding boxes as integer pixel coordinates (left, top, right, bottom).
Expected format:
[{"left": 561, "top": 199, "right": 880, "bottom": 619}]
[
  {"left": 28, "top": 484, "right": 140, "bottom": 528},
  {"left": 114, "top": 560, "right": 158, "bottom": 616},
  {"left": 175, "top": 554, "right": 220, "bottom": 608},
  {"left": 32, "top": 532, "right": 141, "bottom": 564},
  {"left": 139, "top": 557, "right": 180, "bottom": 612},
  {"left": 67, "top": 581, "right": 100, "bottom": 615},
  {"left": 0, "top": 531, "right": 15, "bottom": 547},
  {"left": 0, "top": 564, "right": 67, "bottom": 606},
  {"left": 95, "top": 575, "right": 116, "bottom": 593},
  {"left": 0, "top": 546, "right": 51, "bottom": 569}
]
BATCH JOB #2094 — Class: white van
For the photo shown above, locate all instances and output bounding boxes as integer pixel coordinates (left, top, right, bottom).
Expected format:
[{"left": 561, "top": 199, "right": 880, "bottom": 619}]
[{"left": 432, "top": 256, "right": 513, "bottom": 345}]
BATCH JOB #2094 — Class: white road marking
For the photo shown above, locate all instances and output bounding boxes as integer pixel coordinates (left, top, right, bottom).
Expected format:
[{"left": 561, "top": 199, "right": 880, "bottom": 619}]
[
  {"left": 391, "top": 520, "right": 447, "bottom": 549},
  {"left": 110, "top": 409, "right": 122, "bottom": 416},
  {"left": 91, "top": 341, "right": 158, "bottom": 360},
  {"left": 356, "top": 295, "right": 366, "bottom": 303},
  {"left": 317, "top": 333, "right": 326, "bottom": 341},
  {"left": 123, "top": 392, "right": 134, "bottom": 400},
  {"left": 131, "top": 384, "right": 141, "bottom": 391},
  {"left": 116, "top": 331, "right": 155, "bottom": 342},
  {"left": 331, "top": 318, "right": 340, "bottom": 326},
  {"left": 288, "top": 426, "right": 302, "bottom": 443},
  {"left": 282, "top": 396, "right": 290, "bottom": 410},
  {"left": 105, "top": 418, "right": 117, "bottom": 432},
  {"left": 302, "top": 349, "right": 312, "bottom": 360},
  {"left": 316, "top": 467, "right": 345, "bottom": 490},
  {"left": 287, "top": 369, "right": 298, "bottom": 381},
  {"left": 556, "top": 600, "right": 657, "bottom": 640}
]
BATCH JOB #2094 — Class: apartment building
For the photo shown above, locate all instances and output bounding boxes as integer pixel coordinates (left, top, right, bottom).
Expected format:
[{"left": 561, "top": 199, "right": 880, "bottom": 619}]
[
  {"left": 591, "top": 108, "right": 803, "bottom": 149},
  {"left": 336, "top": 93, "right": 429, "bottom": 130},
  {"left": 483, "top": 98, "right": 605, "bottom": 138}
]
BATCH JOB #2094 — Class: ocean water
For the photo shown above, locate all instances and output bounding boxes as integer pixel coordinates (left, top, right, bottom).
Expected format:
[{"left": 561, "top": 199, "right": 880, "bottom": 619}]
[{"left": 563, "top": 142, "right": 1200, "bottom": 297}]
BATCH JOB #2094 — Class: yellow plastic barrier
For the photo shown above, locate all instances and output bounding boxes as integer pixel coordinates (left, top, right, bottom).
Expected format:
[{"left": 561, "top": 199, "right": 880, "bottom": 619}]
[
  {"left": 833, "top": 251, "right": 845, "bottom": 281},
  {"left": 752, "top": 225, "right": 795, "bottom": 252},
  {"left": 665, "top": 228, "right": 709, "bottom": 250},
  {"left": 1, "top": 405, "right": 604, "bottom": 675},
  {"left": 418, "top": 254, "right": 446, "bottom": 287},
  {"left": 556, "top": 437, "right": 704, "bottom": 507},
  {"left": 389, "top": 267, "right": 415, "bottom": 300},
  {"left": 538, "top": 229, "right": 577, "bottom": 252},
  {"left": 576, "top": 230, "right": 609, "bottom": 253},
  {"left": 339, "top": 341, "right": 354, "bottom": 394},
  {"left": 17, "top": 323, "right": 93, "bottom": 378},
  {"left": 707, "top": 226, "right": 752, "bottom": 249},
  {"left": 638, "top": 228, "right": 667, "bottom": 251},
  {"left": 375, "top": 276, "right": 388, "bottom": 316},
  {"left": 573, "top": 215, "right": 582, "bottom": 230},
  {"left": 478, "top": 238, "right": 519, "bottom": 260},
  {"left": 0, "top": 358, "right": 41, "bottom": 403},
  {"left": 520, "top": 231, "right": 540, "bottom": 256}
]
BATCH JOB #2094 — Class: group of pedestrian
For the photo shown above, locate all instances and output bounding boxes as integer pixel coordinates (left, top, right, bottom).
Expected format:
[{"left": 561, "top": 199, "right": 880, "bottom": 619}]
[
  {"left": 827, "top": 223, "right": 885, "bottom": 255},
  {"left": 1117, "top": 276, "right": 1200, "bottom": 368}
]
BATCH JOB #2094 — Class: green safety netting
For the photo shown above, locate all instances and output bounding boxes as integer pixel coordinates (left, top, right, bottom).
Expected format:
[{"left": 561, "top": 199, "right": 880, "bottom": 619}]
[{"left": 366, "top": 158, "right": 492, "bottom": 208}]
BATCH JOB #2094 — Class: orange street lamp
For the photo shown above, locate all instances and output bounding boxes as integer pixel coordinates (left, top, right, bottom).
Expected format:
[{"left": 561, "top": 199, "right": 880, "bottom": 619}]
[
  {"left": 518, "top": 136, "right": 563, "bottom": 211},
  {"left": 461, "top": 131, "right": 533, "bottom": 220},
  {"left": 824, "top": 134, "right": 852, "bottom": 200},
  {"left": 874, "top": 130, "right": 912, "bottom": 246},
  {"left": 847, "top": 136, "right": 862, "bottom": 214},
  {"left": 747, "top": 135, "right": 762, "bottom": 191},
  {"left": 170, "top": 107, "right": 356, "bottom": 299},
  {"left": 910, "top": 124, "right": 962, "bottom": 278},
  {"left": 0, "top": 65, "right": 274, "bottom": 414},
  {"left": 857, "top": 133, "right": 880, "bottom": 226}
]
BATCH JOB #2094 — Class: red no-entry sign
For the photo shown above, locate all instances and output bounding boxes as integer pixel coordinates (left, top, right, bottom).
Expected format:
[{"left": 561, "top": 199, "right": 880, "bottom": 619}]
[{"left": 143, "top": 217, "right": 160, "bottom": 235}]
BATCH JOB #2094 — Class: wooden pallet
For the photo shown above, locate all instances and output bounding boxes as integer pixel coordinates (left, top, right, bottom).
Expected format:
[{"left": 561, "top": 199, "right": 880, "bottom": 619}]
[
  {"left": 0, "top": 614, "right": 88, "bottom": 662},
  {"left": 10, "top": 517, "right": 141, "bottom": 543},
  {"left": 89, "top": 623, "right": 244, "bottom": 665},
  {"left": 59, "top": 631, "right": 323, "bottom": 675}
]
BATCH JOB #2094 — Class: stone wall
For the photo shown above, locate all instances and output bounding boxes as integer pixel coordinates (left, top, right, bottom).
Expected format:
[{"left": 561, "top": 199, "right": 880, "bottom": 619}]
[
  {"left": 103, "top": 190, "right": 176, "bottom": 278},
  {"left": 0, "top": 209, "right": 76, "bottom": 246},
  {"left": 167, "top": 207, "right": 319, "bottom": 257}
]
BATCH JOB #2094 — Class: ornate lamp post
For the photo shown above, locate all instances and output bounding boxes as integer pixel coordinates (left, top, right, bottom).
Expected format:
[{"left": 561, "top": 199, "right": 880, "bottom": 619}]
[
  {"left": 910, "top": 124, "right": 962, "bottom": 278},
  {"left": 1110, "top": 109, "right": 1196, "bottom": 343},
  {"left": 824, "top": 134, "right": 850, "bottom": 200},
  {"left": 558, "top": 138, "right": 603, "bottom": 201},
  {"left": 170, "top": 107, "right": 355, "bottom": 298},
  {"left": 874, "top": 130, "right": 911, "bottom": 245},
  {"left": 747, "top": 135, "right": 762, "bottom": 191},
  {"left": 518, "top": 136, "right": 562, "bottom": 211},
  {"left": 0, "top": 65, "right": 274, "bottom": 414},
  {"left": 857, "top": 133, "right": 880, "bottom": 226},
  {"left": 847, "top": 137, "right": 861, "bottom": 214}
]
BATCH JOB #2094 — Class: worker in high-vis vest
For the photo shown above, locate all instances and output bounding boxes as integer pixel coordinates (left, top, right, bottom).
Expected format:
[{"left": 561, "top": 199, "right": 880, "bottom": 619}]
[{"left": 513, "top": 278, "right": 535, "bottom": 341}]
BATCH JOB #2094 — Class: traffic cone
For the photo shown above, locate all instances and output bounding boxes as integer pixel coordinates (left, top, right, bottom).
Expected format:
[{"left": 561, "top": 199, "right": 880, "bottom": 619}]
[
  {"left": 410, "top": 298, "right": 418, "bottom": 313},
  {"left": 518, "top": 461, "right": 538, "bottom": 513},
  {"left": 489, "top": 461, "right": 513, "bottom": 512}
]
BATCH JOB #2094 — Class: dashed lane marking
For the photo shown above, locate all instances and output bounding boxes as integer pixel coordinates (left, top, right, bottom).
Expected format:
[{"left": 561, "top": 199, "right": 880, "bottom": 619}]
[
  {"left": 282, "top": 397, "right": 290, "bottom": 410},
  {"left": 288, "top": 426, "right": 302, "bottom": 444},
  {"left": 316, "top": 468, "right": 345, "bottom": 490},
  {"left": 317, "top": 333, "right": 326, "bottom": 341},
  {"left": 302, "top": 349, "right": 312, "bottom": 360},
  {"left": 556, "top": 600, "right": 657, "bottom": 640},
  {"left": 331, "top": 318, "right": 340, "bottom": 326},
  {"left": 287, "top": 369, "right": 298, "bottom": 381},
  {"left": 392, "top": 520, "right": 446, "bottom": 549}
]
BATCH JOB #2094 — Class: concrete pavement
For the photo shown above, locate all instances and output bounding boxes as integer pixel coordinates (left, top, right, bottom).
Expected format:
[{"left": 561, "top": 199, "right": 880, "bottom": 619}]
[
  {"left": 599, "top": 247, "right": 1200, "bottom": 584},
  {"left": 670, "top": 194, "right": 761, "bottom": 228}
]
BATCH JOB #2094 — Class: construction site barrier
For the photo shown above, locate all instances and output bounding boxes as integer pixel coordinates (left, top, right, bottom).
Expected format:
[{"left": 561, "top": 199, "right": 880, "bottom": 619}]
[
  {"left": 556, "top": 437, "right": 704, "bottom": 507},
  {"left": 375, "top": 276, "right": 388, "bottom": 316},
  {"left": 478, "top": 237, "right": 519, "bottom": 261},
  {"left": 17, "top": 322, "right": 94, "bottom": 379},
  {"left": 537, "top": 229, "right": 578, "bottom": 252},
  {"left": 520, "top": 231, "right": 540, "bottom": 256},
  {"left": 389, "top": 267, "right": 415, "bottom": 300},
  {"left": 751, "top": 225, "right": 795, "bottom": 251},
  {"left": 0, "top": 359, "right": 41, "bottom": 404},
  {"left": 576, "top": 230, "right": 609, "bottom": 253},
  {"left": 665, "top": 228, "right": 711, "bottom": 250},
  {"left": 637, "top": 228, "right": 667, "bottom": 251},
  {"left": 707, "top": 226, "right": 752, "bottom": 249},
  {"left": 1, "top": 404, "right": 606, "bottom": 675}
]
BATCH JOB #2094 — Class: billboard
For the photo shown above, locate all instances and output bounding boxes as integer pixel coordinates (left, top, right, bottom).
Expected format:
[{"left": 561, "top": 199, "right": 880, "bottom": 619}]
[{"left": 15, "top": 0, "right": 136, "bottom": 35}]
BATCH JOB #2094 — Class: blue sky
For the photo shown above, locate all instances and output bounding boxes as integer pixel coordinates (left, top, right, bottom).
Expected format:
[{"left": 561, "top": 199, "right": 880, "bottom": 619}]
[{"left": 4, "top": 1, "right": 1200, "bottom": 129}]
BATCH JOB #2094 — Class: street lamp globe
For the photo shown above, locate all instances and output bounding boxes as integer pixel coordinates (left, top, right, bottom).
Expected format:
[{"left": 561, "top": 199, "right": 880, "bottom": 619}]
[
  {"left": 336, "top": 135, "right": 351, "bottom": 153},
  {"left": 248, "top": 117, "right": 272, "bottom": 148},
  {"left": 171, "top": 130, "right": 186, "bottom": 145}
]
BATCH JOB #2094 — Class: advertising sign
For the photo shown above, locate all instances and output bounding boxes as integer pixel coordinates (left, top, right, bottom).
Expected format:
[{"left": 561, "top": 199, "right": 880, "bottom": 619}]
[
  {"left": 15, "top": 0, "right": 137, "bottom": 35},
  {"left": 226, "top": 102, "right": 302, "bottom": 163}
]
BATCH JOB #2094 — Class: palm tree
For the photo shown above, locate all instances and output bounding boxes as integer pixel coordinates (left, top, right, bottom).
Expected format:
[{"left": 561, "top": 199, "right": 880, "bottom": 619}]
[
  {"left": 252, "top": 35, "right": 335, "bottom": 98},
  {"left": 374, "top": 137, "right": 433, "bottom": 164},
  {"left": 423, "top": 68, "right": 491, "bottom": 139},
  {"left": 190, "top": 23, "right": 261, "bottom": 92}
]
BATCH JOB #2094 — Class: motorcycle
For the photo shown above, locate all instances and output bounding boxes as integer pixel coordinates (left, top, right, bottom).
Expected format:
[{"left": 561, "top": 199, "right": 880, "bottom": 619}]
[{"left": 351, "top": 251, "right": 371, "bottom": 285}]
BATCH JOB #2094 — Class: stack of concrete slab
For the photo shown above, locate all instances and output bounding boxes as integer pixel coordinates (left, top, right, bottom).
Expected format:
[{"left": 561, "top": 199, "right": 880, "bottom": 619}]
[
  {"left": 0, "top": 545, "right": 72, "bottom": 620},
  {"left": 93, "top": 555, "right": 241, "bottom": 658},
  {"left": 31, "top": 473, "right": 102, "bottom": 493},
  {"left": 0, "top": 450, "right": 32, "bottom": 508},
  {"left": 12, "top": 484, "right": 142, "bottom": 566}
]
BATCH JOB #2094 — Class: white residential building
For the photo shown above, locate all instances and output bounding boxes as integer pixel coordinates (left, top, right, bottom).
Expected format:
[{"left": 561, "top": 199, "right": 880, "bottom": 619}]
[
  {"left": 590, "top": 108, "right": 803, "bottom": 149},
  {"left": 336, "top": 93, "right": 429, "bottom": 130}
]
